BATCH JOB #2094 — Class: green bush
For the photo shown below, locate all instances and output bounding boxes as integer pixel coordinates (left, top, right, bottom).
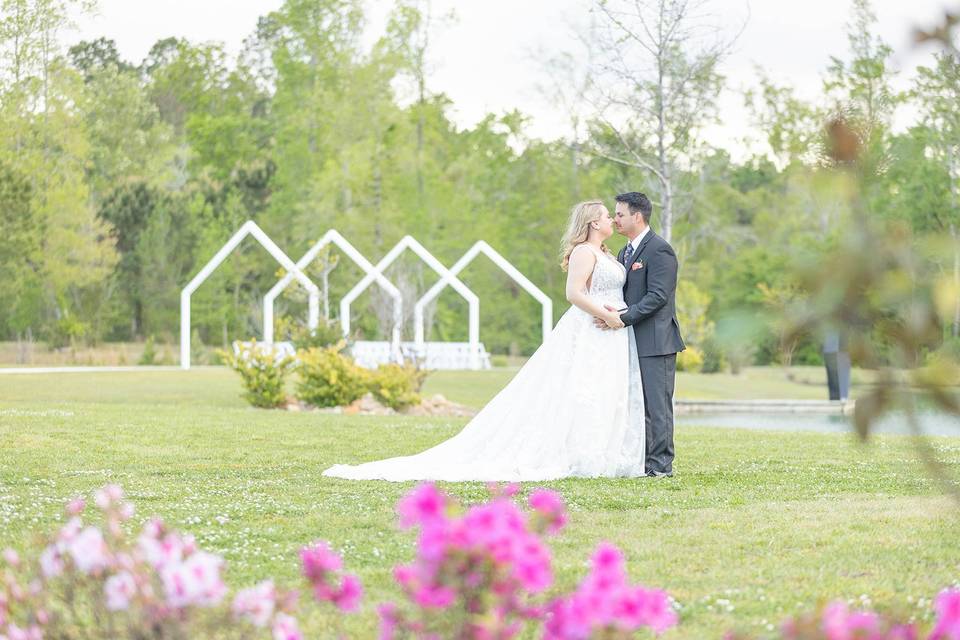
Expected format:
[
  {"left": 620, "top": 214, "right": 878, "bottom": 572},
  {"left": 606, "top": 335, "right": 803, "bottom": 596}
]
[
  {"left": 369, "top": 362, "right": 428, "bottom": 411},
  {"left": 295, "top": 344, "right": 369, "bottom": 408},
  {"left": 47, "top": 316, "right": 88, "bottom": 349},
  {"left": 219, "top": 341, "right": 295, "bottom": 409},
  {"left": 676, "top": 346, "right": 704, "bottom": 373},
  {"left": 701, "top": 336, "right": 726, "bottom": 374}
]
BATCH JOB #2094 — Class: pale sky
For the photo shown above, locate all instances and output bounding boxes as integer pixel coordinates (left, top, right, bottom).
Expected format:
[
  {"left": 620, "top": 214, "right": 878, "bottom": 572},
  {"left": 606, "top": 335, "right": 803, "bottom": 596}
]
[{"left": 64, "top": 0, "right": 954, "bottom": 160}]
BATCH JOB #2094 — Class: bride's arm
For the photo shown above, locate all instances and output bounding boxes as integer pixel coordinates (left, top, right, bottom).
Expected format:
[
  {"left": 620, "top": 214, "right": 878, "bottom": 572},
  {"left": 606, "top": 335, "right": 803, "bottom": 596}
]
[{"left": 566, "top": 248, "right": 624, "bottom": 327}]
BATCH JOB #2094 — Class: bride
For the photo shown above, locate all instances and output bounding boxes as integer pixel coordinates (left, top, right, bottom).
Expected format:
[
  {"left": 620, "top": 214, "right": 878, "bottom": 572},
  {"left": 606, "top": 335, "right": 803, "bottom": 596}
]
[{"left": 322, "top": 200, "right": 645, "bottom": 481}]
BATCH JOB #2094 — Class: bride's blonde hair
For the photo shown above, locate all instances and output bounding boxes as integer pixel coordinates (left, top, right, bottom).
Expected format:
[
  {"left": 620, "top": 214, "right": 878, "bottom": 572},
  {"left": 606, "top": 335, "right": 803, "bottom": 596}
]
[{"left": 560, "top": 200, "right": 610, "bottom": 271}]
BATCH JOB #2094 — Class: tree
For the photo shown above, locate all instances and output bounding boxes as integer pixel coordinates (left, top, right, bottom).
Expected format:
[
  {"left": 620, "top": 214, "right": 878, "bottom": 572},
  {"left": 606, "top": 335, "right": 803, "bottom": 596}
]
[{"left": 582, "top": 0, "right": 743, "bottom": 242}]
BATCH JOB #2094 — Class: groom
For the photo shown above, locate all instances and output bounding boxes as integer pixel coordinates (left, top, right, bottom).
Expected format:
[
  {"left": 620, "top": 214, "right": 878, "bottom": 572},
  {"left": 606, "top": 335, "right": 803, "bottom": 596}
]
[{"left": 597, "top": 192, "right": 685, "bottom": 477}]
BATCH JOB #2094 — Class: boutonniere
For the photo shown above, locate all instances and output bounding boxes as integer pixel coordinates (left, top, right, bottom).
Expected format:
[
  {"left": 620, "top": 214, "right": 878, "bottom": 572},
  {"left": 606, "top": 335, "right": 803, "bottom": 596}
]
[{"left": 632, "top": 260, "right": 644, "bottom": 271}]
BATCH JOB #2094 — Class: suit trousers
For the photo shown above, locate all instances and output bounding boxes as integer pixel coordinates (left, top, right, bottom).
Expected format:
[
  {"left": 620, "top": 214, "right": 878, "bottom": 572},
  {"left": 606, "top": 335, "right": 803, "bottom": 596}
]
[{"left": 639, "top": 353, "right": 676, "bottom": 473}]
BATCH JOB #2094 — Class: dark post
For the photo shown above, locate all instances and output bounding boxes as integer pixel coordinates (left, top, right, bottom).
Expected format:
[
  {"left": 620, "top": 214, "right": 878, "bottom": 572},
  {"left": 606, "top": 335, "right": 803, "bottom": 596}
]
[{"left": 822, "top": 332, "right": 851, "bottom": 401}]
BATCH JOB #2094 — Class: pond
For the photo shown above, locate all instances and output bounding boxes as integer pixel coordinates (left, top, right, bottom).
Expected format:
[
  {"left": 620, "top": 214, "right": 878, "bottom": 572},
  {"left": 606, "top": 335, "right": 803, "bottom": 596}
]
[{"left": 677, "top": 411, "right": 960, "bottom": 437}]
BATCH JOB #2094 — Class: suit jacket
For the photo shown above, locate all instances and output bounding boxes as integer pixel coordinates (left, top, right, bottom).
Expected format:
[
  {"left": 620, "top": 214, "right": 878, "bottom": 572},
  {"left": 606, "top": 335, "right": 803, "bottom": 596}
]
[{"left": 617, "top": 230, "right": 686, "bottom": 358}]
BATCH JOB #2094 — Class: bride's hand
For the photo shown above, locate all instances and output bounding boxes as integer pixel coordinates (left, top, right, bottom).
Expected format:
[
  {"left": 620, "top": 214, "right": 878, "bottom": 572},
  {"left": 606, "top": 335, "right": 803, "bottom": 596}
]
[{"left": 601, "top": 306, "right": 625, "bottom": 329}]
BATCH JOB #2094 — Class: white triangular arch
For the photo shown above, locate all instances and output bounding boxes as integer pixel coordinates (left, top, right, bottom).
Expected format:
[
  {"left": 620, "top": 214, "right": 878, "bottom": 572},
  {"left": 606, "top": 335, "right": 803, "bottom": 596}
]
[
  {"left": 340, "top": 236, "right": 481, "bottom": 369},
  {"left": 262, "top": 230, "right": 403, "bottom": 355},
  {"left": 179, "top": 221, "right": 319, "bottom": 370},
  {"left": 413, "top": 240, "right": 553, "bottom": 348}
]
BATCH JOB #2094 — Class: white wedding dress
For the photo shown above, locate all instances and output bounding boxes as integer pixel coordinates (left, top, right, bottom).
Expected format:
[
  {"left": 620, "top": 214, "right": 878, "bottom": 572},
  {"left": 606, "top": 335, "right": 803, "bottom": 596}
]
[{"left": 322, "top": 243, "right": 645, "bottom": 481}]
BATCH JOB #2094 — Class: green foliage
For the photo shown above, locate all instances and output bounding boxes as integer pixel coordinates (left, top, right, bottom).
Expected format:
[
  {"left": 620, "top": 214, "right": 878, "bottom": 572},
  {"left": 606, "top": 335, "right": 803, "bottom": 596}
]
[
  {"left": 47, "top": 316, "right": 89, "bottom": 350},
  {"left": 138, "top": 336, "right": 158, "bottom": 365},
  {"left": 294, "top": 344, "right": 369, "bottom": 408},
  {"left": 700, "top": 336, "right": 727, "bottom": 374},
  {"left": 368, "top": 362, "right": 427, "bottom": 411},
  {"left": 219, "top": 341, "right": 295, "bottom": 408},
  {"left": 677, "top": 346, "right": 704, "bottom": 373}
]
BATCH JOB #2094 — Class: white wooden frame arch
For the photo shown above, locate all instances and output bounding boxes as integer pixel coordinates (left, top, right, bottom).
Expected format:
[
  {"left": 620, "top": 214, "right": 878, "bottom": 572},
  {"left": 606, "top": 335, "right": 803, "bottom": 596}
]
[
  {"left": 262, "top": 230, "right": 402, "bottom": 354},
  {"left": 414, "top": 240, "right": 553, "bottom": 347},
  {"left": 180, "top": 221, "right": 319, "bottom": 370},
  {"left": 340, "top": 236, "right": 481, "bottom": 369}
]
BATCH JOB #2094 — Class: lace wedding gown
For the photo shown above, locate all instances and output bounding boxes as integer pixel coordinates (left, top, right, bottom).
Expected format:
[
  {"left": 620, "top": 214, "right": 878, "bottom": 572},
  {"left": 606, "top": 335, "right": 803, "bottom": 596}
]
[{"left": 322, "top": 244, "right": 645, "bottom": 481}]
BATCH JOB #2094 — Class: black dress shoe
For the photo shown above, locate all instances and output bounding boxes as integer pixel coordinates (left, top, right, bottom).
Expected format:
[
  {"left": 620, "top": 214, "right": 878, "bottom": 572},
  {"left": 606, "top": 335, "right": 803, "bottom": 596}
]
[{"left": 646, "top": 470, "right": 674, "bottom": 478}]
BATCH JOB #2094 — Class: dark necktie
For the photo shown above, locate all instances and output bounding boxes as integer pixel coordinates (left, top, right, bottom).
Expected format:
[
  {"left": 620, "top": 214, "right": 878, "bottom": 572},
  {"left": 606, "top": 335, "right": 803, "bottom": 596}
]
[{"left": 622, "top": 243, "right": 633, "bottom": 265}]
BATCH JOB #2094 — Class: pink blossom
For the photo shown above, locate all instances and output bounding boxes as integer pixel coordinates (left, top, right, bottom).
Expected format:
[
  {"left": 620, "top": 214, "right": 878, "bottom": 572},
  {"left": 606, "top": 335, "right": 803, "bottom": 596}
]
[
  {"left": 299, "top": 541, "right": 342, "bottom": 582},
  {"left": 161, "top": 551, "right": 226, "bottom": 608},
  {"left": 271, "top": 613, "right": 302, "bottom": 640},
  {"left": 528, "top": 489, "right": 567, "bottom": 533},
  {"left": 138, "top": 530, "right": 187, "bottom": 570},
  {"left": 397, "top": 483, "right": 447, "bottom": 529},
  {"left": 68, "top": 526, "right": 110, "bottom": 574},
  {"left": 232, "top": 580, "right": 276, "bottom": 627},
  {"left": 39, "top": 545, "right": 63, "bottom": 578},
  {"left": 57, "top": 517, "right": 82, "bottom": 543},
  {"left": 95, "top": 484, "right": 123, "bottom": 510},
  {"left": 333, "top": 574, "right": 363, "bottom": 613},
  {"left": 66, "top": 496, "right": 86, "bottom": 515},
  {"left": 377, "top": 602, "right": 400, "bottom": 640},
  {"left": 821, "top": 601, "right": 882, "bottom": 640},
  {"left": 2, "top": 549, "right": 19, "bottom": 567},
  {"left": 104, "top": 571, "right": 137, "bottom": 611},
  {"left": 932, "top": 588, "right": 960, "bottom": 640},
  {"left": 414, "top": 584, "right": 457, "bottom": 609}
]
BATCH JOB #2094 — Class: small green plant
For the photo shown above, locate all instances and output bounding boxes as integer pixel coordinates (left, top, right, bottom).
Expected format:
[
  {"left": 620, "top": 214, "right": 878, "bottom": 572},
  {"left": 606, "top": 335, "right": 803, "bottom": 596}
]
[
  {"left": 276, "top": 316, "right": 345, "bottom": 351},
  {"left": 368, "top": 362, "right": 428, "bottom": 411},
  {"left": 138, "top": 336, "right": 157, "bottom": 365},
  {"left": 219, "top": 341, "right": 295, "bottom": 409},
  {"left": 295, "top": 343, "right": 369, "bottom": 408}
]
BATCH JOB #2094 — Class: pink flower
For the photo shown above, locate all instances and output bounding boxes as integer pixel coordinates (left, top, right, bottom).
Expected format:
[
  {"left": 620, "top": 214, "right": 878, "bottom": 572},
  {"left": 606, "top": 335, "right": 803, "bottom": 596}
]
[
  {"left": 528, "top": 489, "right": 567, "bottom": 533},
  {"left": 104, "top": 571, "right": 137, "bottom": 611},
  {"left": 58, "top": 517, "right": 82, "bottom": 543},
  {"left": 3, "top": 549, "right": 19, "bottom": 567},
  {"left": 68, "top": 526, "right": 110, "bottom": 574},
  {"left": 932, "top": 588, "right": 960, "bottom": 640},
  {"left": 95, "top": 484, "right": 124, "bottom": 510},
  {"left": 39, "top": 545, "right": 63, "bottom": 578},
  {"left": 138, "top": 530, "right": 187, "bottom": 570},
  {"left": 334, "top": 574, "right": 363, "bottom": 612},
  {"left": 300, "top": 541, "right": 342, "bottom": 583},
  {"left": 591, "top": 542, "right": 625, "bottom": 579},
  {"left": 271, "top": 613, "right": 302, "bottom": 640},
  {"left": 821, "top": 601, "right": 881, "bottom": 640},
  {"left": 232, "top": 580, "right": 276, "bottom": 627},
  {"left": 414, "top": 584, "right": 457, "bottom": 609},
  {"left": 397, "top": 483, "right": 447, "bottom": 529},
  {"left": 66, "top": 496, "right": 86, "bottom": 515},
  {"left": 377, "top": 602, "right": 400, "bottom": 640},
  {"left": 161, "top": 551, "right": 226, "bottom": 608}
]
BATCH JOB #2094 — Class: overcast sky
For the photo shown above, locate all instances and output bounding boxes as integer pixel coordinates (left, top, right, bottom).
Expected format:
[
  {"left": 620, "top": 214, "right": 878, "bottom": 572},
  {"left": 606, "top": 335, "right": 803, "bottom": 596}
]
[{"left": 64, "top": 0, "right": 955, "bottom": 160}]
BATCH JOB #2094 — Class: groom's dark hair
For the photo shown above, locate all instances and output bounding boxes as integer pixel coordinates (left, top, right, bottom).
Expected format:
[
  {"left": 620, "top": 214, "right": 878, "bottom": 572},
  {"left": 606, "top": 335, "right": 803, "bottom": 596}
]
[{"left": 615, "top": 192, "right": 652, "bottom": 223}]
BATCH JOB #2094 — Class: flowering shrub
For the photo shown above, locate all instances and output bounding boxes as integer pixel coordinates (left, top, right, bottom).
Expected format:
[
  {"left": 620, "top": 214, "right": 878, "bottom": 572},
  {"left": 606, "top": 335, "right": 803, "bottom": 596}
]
[
  {"left": 2, "top": 484, "right": 958, "bottom": 639},
  {"left": 294, "top": 343, "right": 369, "bottom": 408},
  {"left": 374, "top": 482, "right": 676, "bottom": 639},
  {"left": 724, "top": 590, "right": 960, "bottom": 640},
  {"left": 368, "top": 362, "right": 428, "bottom": 411},
  {"left": 0, "top": 485, "right": 360, "bottom": 639},
  {"left": 219, "top": 340, "right": 295, "bottom": 408}
]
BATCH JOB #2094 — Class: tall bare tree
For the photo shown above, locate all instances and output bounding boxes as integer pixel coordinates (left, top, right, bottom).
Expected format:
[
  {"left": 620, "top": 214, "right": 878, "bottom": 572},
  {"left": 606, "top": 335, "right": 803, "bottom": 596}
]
[{"left": 584, "top": 0, "right": 743, "bottom": 242}]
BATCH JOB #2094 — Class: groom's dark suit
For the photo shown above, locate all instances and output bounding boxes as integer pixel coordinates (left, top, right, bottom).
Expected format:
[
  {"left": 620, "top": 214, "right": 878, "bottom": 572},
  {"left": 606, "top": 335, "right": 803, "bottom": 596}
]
[{"left": 617, "top": 229, "right": 685, "bottom": 475}]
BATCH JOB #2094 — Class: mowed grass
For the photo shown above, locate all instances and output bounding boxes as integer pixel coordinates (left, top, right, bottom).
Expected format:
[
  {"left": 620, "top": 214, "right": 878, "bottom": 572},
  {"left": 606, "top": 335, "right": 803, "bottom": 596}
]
[{"left": 0, "top": 368, "right": 958, "bottom": 638}]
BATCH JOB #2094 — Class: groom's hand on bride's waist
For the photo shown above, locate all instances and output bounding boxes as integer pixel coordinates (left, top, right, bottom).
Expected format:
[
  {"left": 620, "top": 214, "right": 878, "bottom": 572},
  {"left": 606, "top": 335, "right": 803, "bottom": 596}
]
[{"left": 594, "top": 304, "right": 628, "bottom": 330}]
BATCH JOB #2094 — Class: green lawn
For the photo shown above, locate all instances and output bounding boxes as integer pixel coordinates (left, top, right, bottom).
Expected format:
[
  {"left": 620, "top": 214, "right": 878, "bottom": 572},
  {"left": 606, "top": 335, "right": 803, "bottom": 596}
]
[{"left": 0, "top": 369, "right": 957, "bottom": 638}]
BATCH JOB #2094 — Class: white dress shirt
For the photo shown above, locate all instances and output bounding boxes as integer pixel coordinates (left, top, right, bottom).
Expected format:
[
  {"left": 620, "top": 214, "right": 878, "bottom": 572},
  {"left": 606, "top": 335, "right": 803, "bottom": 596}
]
[{"left": 625, "top": 226, "right": 650, "bottom": 257}]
